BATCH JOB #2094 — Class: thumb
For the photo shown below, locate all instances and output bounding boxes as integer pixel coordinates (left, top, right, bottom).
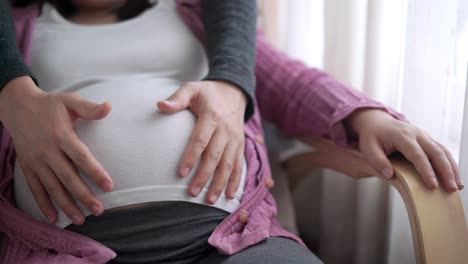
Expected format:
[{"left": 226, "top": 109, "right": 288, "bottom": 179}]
[
  {"left": 63, "top": 93, "right": 112, "bottom": 120},
  {"left": 157, "top": 83, "right": 197, "bottom": 113},
  {"left": 361, "top": 137, "right": 394, "bottom": 180}
]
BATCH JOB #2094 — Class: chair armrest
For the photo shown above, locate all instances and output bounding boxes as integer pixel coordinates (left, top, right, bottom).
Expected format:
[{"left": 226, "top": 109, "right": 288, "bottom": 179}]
[{"left": 283, "top": 137, "right": 468, "bottom": 264}]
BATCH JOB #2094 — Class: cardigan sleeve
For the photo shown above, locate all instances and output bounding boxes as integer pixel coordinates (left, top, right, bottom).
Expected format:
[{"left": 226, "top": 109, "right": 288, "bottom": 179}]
[
  {"left": 201, "top": 0, "right": 257, "bottom": 122},
  {"left": 254, "top": 33, "right": 407, "bottom": 148},
  {"left": 0, "top": 0, "right": 36, "bottom": 94}
]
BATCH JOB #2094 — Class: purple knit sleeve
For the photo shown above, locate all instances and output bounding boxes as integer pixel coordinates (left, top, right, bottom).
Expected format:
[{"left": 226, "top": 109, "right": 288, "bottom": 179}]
[{"left": 254, "top": 33, "right": 407, "bottom": 148}]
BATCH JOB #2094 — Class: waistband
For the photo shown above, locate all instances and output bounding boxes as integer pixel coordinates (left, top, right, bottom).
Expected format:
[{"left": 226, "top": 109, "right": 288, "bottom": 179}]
[{"left": 65, "top": 201, "right": 229, "bottom": 264}]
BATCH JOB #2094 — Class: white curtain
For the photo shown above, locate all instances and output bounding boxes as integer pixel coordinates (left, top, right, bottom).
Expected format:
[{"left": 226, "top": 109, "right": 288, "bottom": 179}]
[
  {"left": 459, "top": 71, "right": 468, "bottom": 222},
  {"left": 259, "top": 0, "right": 467, "bottom": 263},
  {"left": 457, "top": 5, "right": 468, "bottom": 215}
]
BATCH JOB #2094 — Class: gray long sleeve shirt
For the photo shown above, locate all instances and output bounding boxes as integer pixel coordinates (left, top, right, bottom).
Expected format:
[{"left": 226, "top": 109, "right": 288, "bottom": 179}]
[{"left": 0, "top": 0, "right": 257, "bottom": 121}]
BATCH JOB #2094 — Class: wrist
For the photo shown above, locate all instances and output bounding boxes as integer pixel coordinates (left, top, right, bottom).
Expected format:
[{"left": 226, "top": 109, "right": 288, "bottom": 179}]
[
  {"left": 345, "top": 108, "right": 391, "bottom": 135},
  {"left": 0, "top": 76, "right": 44, "bottom": 122},
  {"left": 213, "top": 80, "right": 247, "bottom": 106}
]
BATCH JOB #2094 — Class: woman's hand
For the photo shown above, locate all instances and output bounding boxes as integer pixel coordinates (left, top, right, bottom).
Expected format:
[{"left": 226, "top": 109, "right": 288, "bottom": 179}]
[
  {"left": 157, "top": 80, "right": 247, "bottom": 204},
  {"left": 345, "top": 108, "right": 463, "bottom": 192},
  {"left": 0, "top": 76, "right": 114, "bottom": 225}
]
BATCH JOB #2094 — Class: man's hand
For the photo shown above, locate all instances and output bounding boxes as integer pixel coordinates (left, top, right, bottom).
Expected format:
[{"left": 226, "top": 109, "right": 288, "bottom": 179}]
[{"left": 157, "top": 80, "right": 247, "bottom": 204}]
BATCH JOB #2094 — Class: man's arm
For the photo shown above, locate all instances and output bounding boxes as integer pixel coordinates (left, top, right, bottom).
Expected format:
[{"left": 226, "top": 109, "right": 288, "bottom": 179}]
[
  {"left": 0, "top": 0, "right": 36, "bottom": 95},
  {"left": 201, "top": 0, "right": 257, "bottom": 122}
]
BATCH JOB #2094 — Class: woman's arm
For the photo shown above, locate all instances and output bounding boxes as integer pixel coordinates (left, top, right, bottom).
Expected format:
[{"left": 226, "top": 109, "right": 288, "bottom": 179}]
[
  {"left": 254, "top": 34, "right": 461, "bottom": 192},
  {"left": 201, "top": 0, "right": 257, "bottom": 122},
  {"left": 0, "top": 0, "right": 36, "bottom": 95}
]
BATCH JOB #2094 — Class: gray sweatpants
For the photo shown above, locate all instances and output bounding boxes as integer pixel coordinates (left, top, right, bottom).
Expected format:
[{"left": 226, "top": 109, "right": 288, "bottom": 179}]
[{"left": 65, "top": 201, "right": 321, "bottom": 264}]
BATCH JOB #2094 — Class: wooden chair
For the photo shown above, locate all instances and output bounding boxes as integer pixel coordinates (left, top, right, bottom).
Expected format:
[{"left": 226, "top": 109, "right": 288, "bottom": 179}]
[{"left": 281, "top": 136, "right": 468, "bottom": 264}]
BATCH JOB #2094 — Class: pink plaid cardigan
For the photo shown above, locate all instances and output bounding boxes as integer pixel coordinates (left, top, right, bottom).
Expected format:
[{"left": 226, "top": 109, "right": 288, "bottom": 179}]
[{"left": 0, "top": 0, "right": 405, "bottom": 263}]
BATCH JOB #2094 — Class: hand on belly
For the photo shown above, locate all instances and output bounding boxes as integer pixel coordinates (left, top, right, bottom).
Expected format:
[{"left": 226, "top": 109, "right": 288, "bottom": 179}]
[
  {"left": 14, "top": 78, "right": 246, "bottom": 227},
  {"left": 73, "top": 79, "right": 247, "bottom": 214}
]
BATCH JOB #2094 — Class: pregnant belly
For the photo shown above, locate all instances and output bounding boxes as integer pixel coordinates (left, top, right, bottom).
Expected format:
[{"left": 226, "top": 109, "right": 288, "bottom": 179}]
[
  {"left": 14, "top": 77, "right": 246, "bottom": 227},
  {"left": 74, "top": 78, "right": 197, "bottom": 191}
]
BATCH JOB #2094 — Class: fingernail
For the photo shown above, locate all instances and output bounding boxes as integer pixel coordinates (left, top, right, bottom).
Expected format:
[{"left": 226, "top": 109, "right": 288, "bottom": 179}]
[
  {"left": 102, "top": 180, "right": 113, "bottom": 191},
  {"left": 450, "top": 179, "right": 458, "bottom": 190},
  {"left": 227, "top": 191, "right": 235, "bottom": 199},
  {"left": 381, "top": 168, "right": 393, "bottom": 180},
  {"left": 72, "top": 215, "right": 83, "bottom": 225},
  {"left": 191, "top": 186, "right": 201, "bottom": 197},
  {"left": 264, "top": 177, "right": 275, "bottom": 188},
  {"left": 46, "top": 214, "right": 56, "bottom": 223},
  {"left": 431, "top": 177, "right": 439, "bottom": 189},
  {"left": 180, "top": 166, "right": 191, "bottom": 177},
  {"left": 209, "top": 194, "right": 218, "bottom": 204},
  {"left": 164, "top": 100, "right": 177, "bottom": 107},
  {"left": 91, "top": 204, "right": 103, "bottom": 216},
  {"left": 458, "top": 178, "right": 464, "bottom": 189}
]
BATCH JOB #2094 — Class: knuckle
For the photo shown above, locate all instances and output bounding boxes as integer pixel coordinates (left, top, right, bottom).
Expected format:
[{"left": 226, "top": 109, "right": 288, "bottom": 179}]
[
  {"left": 228, "top": 181, "right": 239, "bottom": 193},
  {"left": 209, "top": 150, "right": 222, "bottom": 163},
  {"left": 409, "top": 152, "right": 426, "bottom": 162},
  {"left": 77, "top": 192, "right": 93, "bottom": 205},
  {"left": 60, "top": 201, "right": 76, "bottom": 212},
  {"left": 36, "top": 142, "right": 49, "bottom": 157},
  {"left": 83, "top": 103, "right": 97, "bottom": 115},
  {"left": 74, "top": 149, "right": 90, "bottom": 165},
  {"left": 238, "top": 128, "right": 246, "bottom": 137},
  {"left": 47, "top": 185, "right": 63, "bottom": 199},
  {"left": 29, "top": 185, "right": 43, "bottom": 199},
  {"left": 230, "top": 141, "right": 241, "bottom": 150},
  {"left": 223, "top": 162, "right": 234, "bottom": 172},
  {"left": 432, "top": 149, "right": 446, "bottom": 159},
  {"left": 183, "top": 160, "right": 196, "bottom": 170},
  {"left": 400, "top": 125, "right": 420, "bottom": 139},
  {"left": 400, "top": 126, "right": 416, "bottom": 139},
  {"left": 38, "top": 204, "right": 51, "bottom": 214},
  {"left": 89, "top": 167, "right": 103, "bottom": 180},
  {"left": 56, "top": 169, "right": 72, "bottom": 184},
  {"left": 196, "top": 173, "right": 210, "bottom": 184},
  {"left": 226, "top": 126, "right": 241, "bottom": 140},
  {"left": 51, "top": 128, "right": 66, "bottom": 142},
  {"left": 192, "top": 135, "right": 209, "bottom": 149},
  {"left": 227, "top": 127, "right": 241, "bottom": 138},
  {"left": 232, "top": 164, "right": 243, "bottom": 176},
  {"left": 169, "top": 92, "right": 183, "bottom": 102},
  {"left": 414, "top": 127, "right": 425, "bottom": 136},
  {"left": 58, "top": 136, "right": 71, "bottom": 149},
  {"left": 207, "top": 110, "right": 220, "bottom": 124},
  {"left": 25, "top": 159, "right": 40, "bottom": 172},
  {"left": 211, "top": 183, "right": 224, "bottom": 194}
]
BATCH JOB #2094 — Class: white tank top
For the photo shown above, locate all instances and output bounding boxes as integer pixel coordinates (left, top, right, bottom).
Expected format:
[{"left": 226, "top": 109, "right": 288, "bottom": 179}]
[{"left": 14, "top": 1, "right": 247, "bottom": 228}]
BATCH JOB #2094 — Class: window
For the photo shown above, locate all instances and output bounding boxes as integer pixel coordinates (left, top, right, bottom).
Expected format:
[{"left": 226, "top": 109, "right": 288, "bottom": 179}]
[{"left": 447, "top": 1, "right": 468, "bottom": 161}]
